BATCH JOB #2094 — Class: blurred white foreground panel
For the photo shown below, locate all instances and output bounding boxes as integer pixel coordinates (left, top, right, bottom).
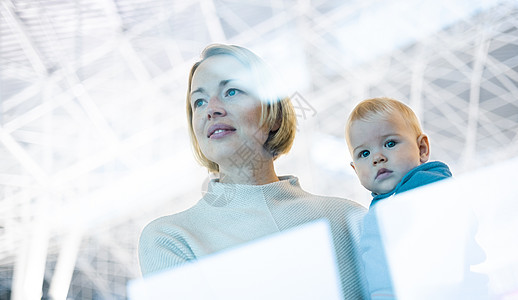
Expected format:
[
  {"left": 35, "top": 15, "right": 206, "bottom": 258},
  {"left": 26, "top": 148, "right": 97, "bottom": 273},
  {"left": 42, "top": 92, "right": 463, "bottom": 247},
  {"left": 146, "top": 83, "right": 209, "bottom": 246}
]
[
  {"left": 377, "top": 157, "right": 518, "bottom": 300},
  {"left": 127, "top": 219, "right": 343, "bottom": 300}
]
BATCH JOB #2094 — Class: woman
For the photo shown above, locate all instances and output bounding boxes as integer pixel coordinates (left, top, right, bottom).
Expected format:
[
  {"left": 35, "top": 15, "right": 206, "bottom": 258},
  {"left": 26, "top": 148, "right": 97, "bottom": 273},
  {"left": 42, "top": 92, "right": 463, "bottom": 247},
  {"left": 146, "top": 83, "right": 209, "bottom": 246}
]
[{"left": 138, "top": 44, "right": 368, "bottom": 298}]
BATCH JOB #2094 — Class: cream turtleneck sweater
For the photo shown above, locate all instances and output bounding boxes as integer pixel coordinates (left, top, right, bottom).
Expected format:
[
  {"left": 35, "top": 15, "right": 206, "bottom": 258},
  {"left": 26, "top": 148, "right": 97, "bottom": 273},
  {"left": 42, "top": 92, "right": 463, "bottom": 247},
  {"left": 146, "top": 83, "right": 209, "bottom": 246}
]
[{"left": 138, "top": 176, "right": 368, "bottom": 299}]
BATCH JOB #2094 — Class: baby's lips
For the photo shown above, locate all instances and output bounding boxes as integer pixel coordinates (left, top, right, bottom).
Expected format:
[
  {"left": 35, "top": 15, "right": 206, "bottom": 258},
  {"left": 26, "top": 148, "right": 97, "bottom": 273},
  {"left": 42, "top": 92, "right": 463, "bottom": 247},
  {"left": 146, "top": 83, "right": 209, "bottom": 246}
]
[{"left": 375, "top": 168, "right": 391, "bottom": 179}]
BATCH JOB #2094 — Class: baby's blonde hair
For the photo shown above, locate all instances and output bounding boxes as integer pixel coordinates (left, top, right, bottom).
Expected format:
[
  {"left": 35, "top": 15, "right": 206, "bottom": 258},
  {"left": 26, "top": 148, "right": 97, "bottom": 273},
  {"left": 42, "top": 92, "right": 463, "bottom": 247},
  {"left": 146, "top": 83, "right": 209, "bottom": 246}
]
[{"left": 345, "top": 97, "right": 423, "bottom": 147}]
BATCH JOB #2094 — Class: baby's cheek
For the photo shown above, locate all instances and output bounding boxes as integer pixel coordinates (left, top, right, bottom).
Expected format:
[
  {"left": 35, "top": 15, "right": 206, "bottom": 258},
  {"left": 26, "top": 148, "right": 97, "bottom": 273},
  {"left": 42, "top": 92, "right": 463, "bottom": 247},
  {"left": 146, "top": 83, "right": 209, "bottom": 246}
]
[{"left": 360, "top": 174, "right": 371, "bottom": 185}]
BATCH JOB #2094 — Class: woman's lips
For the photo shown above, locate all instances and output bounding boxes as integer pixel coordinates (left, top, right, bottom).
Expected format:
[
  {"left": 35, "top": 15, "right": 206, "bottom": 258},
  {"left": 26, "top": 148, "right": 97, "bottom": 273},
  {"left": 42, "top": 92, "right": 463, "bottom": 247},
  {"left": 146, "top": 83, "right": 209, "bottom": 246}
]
[
  {"left": 376, "top": 168, "right": 392, "bottom": 180},
  {"left": 207, "top": 124, "right": 236, "bottom": 139}
]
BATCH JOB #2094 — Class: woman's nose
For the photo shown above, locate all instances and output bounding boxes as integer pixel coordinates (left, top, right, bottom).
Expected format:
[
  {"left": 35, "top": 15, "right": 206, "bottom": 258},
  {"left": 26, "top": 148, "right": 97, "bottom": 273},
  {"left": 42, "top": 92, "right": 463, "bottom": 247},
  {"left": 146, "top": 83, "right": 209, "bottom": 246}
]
[{"left": 207, "top": 96, "right": 226, "bottom": 119}]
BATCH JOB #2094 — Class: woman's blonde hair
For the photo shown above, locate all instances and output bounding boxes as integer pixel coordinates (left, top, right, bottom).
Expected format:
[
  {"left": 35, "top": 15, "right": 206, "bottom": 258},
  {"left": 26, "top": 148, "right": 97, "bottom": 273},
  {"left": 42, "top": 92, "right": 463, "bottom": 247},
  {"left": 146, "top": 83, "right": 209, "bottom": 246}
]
[
  {"left": 345, "top": 97, "right": 423, "bottom": 146},
  {"left": 186, "top": 44, "right": 297, "bottom": 173}
]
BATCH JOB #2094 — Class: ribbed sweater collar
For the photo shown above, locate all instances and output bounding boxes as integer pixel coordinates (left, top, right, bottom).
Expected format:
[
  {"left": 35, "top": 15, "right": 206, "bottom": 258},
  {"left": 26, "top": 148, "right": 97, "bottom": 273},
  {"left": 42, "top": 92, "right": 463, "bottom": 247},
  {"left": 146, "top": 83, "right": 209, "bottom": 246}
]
[{"left": 202, "top": 175, "right": 300, "bottom": 208}]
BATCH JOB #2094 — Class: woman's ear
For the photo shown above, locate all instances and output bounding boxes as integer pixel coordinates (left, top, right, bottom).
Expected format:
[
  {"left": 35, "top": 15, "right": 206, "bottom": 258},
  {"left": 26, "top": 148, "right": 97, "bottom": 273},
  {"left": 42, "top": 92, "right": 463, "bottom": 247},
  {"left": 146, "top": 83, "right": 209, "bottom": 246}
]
[
  {"left": 350, "top": 161, "right": 357, "bottom": 173},
  {"left": 271, "top": 117, "right": 281, "bottom": 132},
  {"left": 270, "top": 110, "right": 282, "bottom": 132},
  {"left": 417, "top": 134, "right": 430, "bottom": 163}
]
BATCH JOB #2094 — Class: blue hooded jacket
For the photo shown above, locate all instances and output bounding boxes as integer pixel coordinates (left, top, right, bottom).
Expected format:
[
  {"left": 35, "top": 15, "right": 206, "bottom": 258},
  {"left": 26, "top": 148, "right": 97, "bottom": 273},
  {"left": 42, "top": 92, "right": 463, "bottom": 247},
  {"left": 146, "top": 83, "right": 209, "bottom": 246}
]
[{"left": 360, "top": 161, "right": 452, "bottom": 299}]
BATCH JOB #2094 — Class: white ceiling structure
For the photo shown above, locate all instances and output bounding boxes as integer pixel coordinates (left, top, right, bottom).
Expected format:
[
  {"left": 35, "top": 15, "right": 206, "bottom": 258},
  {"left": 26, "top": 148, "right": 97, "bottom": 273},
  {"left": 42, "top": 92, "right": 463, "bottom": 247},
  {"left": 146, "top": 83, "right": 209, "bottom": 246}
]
[{"left": 1, "top": 0, "right": 517, "bottom": 298}]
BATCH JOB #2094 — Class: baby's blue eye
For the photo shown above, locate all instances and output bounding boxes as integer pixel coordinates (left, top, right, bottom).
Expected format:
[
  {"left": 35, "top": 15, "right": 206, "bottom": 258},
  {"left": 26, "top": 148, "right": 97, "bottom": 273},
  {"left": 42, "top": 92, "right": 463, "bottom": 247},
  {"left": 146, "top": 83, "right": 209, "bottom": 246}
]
[
  {"left": 193, "top": 99, "right": 204, "bottom": 108},
  {"left": 385, "top": 140, "right": 396, "bottom": 148},
  {"left": 359, "top": 150, "right": 370, "bottom": 158}
]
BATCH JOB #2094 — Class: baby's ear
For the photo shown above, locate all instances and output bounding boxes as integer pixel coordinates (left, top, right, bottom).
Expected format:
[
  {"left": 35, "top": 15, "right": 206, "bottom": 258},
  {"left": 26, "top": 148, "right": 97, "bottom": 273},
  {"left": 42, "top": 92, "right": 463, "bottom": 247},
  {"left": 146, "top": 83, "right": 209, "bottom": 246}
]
[
  {"left": 350, "top": 161, "right": 357, "bottom": 172},
  {"left": 417, "top": 134, "right": 430, "bottom": 163}
]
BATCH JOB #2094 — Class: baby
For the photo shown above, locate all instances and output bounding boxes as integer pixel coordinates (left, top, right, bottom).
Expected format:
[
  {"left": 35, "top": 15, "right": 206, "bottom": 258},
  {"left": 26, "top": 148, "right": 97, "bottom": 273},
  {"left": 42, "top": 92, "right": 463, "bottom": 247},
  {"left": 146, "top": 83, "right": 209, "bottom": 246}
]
[{"left": 345, "top": 97, "right": 452, "bottom": 299}]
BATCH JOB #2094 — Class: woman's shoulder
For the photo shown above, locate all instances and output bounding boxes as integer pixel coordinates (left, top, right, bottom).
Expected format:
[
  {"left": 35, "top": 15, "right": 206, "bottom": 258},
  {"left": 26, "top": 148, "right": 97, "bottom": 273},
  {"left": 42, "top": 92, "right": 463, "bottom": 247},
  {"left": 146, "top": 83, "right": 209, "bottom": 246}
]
[
  {"left": 308, "top": 194, "right": 367, "bottom": 222},
  {"left": 277, "top": 175, "right": 366, "bottom": 210},
  {"left": 141, "top": 201, "right": 205, "bottom": 234},
  {"left": 297, "top": 187, "right": 366, "bottom": 210},
  {"left": 138, "top": 207, "right": 204, "bottom": 275},
  {"left": 312, "top": 193, "right": 365, "bottom": 209},
  {"left": 139, "top": 215, "right": 186, "bottom": 246},
  {"left": 282, "top": 192, "right": 367, "bottom": 226}
]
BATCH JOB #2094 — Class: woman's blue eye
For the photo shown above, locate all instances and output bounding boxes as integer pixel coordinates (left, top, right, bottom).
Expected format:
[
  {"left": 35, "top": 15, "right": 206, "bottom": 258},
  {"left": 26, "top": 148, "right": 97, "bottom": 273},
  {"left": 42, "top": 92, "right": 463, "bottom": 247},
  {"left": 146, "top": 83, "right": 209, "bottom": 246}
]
[
  {"left": 226, "top": 89, "right": 238, "bottom": 97},
  {"left": 386, "top": 140, "right": 396, "bottom": 148},
  {"left": 359, "top": 150, "right": 370, "bottom": 158}
]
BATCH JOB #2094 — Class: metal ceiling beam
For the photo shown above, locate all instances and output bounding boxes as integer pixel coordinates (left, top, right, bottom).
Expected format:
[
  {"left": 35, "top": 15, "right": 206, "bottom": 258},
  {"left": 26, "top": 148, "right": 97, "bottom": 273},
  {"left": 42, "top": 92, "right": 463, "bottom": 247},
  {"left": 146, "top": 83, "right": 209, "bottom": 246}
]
[
  {"left": 0, "top": 128, "right": 48, "bottom": 186},
  {"left": 200, "top": 0, "right": 226, "bottom": 41},
  {"left": 462, "top": 33, "right": 490, "bottom": 169},
  {"left": 48, "top": 229, "right": 83, "bottom": 300},
  {"left": 1, "top": 1, "right": 48, "bottom": 76}
]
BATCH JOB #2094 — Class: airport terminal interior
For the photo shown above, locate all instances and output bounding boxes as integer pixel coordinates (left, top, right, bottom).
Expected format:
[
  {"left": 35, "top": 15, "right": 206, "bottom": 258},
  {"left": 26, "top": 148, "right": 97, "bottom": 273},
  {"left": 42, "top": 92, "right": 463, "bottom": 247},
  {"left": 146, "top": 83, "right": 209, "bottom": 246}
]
[{"left": 1, "top": 0, "right": 517, "bottom": 298}]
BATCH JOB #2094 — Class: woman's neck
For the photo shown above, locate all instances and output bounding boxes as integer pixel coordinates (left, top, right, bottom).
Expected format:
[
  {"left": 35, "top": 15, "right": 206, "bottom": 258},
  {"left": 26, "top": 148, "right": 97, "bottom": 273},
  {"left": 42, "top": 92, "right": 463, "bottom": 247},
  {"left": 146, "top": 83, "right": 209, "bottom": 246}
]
[{"left": 218, "top": 159, "right": 279, "bottom": 185}]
